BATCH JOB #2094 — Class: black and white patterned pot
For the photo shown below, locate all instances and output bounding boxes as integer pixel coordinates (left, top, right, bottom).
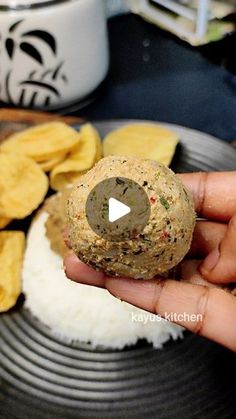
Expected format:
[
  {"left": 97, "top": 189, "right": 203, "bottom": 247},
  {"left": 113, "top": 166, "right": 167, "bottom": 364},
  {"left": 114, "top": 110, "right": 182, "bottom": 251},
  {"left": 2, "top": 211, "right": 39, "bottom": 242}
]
[{"left": 0, "top": 0, "right": 109, "bottom": 108}]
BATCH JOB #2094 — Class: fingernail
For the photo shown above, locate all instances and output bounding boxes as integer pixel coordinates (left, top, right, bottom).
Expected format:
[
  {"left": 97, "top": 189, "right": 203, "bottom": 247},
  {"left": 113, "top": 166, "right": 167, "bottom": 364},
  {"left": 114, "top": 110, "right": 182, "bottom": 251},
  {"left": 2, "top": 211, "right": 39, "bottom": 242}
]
[{"left": 200, "top": 248, "right": 220, "bottom": 274}]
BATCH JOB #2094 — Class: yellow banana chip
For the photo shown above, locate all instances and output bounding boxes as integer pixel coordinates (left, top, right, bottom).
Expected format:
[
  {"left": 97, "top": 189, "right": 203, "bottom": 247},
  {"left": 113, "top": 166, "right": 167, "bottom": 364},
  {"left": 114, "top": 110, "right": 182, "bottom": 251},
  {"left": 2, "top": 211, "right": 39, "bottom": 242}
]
[
  {"left": 0, "top": 216, "right": 11, "bottom": 229},
  {"left": 50, "top": 171, "right": 87, "bottom": 191},
  {"left": 103, "top": 123, "right": 179, "bottom": 166},
  {"left": 94, "top": 125, "right": 102, "bottom": 162},
  {"left": 39, "top": 154, "right": 66, "bottom": 172},
  {"left": 50, "top": 124, "right": 101, "bottom": 191},
  {"left": 0, "top": 151, "right": 48, "bottom": 218},
  {"left": 1, "top": 122, "right": 80, "bottom": 162},
  {"left": 0, "top": 231, "right": 25, "bottom": 312}
]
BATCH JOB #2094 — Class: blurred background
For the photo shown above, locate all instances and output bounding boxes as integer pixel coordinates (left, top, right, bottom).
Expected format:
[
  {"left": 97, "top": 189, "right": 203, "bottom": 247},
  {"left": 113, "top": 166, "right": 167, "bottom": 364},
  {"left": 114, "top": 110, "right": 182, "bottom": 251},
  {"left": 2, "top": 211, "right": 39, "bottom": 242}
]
[
  {"left": 1, "top": 0, "right": 236, "bottom": 143},
  {"left": 77, "top": 0, "right": 236, "bottom": 143}
]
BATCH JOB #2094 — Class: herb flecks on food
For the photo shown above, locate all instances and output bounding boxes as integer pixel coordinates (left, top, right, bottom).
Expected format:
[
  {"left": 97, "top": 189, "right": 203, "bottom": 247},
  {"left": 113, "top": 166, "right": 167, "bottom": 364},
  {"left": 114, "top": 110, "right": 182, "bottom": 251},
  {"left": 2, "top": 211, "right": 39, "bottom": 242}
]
[
  {"left": 155, "top": 171, "right": 161, "bottom": 180},
  {"left": 155, "top": 249, "right": 165, "bottom": 257},
  {"left": 133, "top": 249, "right": 143, "bottom": 255},
  {"left": 183, "top": 188, "right": 189, "bottom": 202},
  {"left": 116, "top": 177, "right": 125, "bottom": 186},
  {"left": 140, "top": 234, "right": 151, "bottom": 242},
  {"left": 138, "top": 208, "right": 147, "bottom": 215},
  {"left": 102, "top": 202, "right": 109, "bottom": 216},
  {"left": 159, "top": 195, "right": 170, "bottom": 210}
]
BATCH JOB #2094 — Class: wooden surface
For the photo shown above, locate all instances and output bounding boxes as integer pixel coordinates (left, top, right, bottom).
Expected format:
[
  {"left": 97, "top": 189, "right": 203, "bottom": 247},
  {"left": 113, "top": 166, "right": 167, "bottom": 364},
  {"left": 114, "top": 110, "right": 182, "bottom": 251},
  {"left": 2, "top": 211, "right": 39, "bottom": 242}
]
[{"left": 0, "top": 108, "right": 83, "bottom": 143}]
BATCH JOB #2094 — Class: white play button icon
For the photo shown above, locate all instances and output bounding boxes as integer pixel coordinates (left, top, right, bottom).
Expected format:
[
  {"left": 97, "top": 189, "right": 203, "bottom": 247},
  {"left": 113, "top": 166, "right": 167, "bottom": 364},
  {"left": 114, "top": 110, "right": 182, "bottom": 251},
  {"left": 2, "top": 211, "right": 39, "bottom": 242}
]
[
  {"left": 108, "top": 197, "right": 131, "bottom": 223},
  {"left": 86, "top": 177, "right": 150, "bottom": 241}
]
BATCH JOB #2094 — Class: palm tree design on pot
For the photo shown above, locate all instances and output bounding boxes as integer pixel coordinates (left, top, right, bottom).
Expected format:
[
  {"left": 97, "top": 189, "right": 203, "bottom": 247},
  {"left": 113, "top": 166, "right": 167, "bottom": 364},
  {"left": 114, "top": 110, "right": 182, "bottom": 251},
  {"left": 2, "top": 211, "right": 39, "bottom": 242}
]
[{"left": 1, "top": 19, "right": 68, "bottom": 108}]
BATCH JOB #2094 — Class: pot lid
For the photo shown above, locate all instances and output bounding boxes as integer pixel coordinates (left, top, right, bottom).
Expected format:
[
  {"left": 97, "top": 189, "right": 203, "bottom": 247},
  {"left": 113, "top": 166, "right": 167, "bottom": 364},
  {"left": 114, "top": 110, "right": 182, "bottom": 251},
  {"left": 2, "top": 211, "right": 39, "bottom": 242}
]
[{"left": 0, "top": 0, "right": 69, "bottom": 9}]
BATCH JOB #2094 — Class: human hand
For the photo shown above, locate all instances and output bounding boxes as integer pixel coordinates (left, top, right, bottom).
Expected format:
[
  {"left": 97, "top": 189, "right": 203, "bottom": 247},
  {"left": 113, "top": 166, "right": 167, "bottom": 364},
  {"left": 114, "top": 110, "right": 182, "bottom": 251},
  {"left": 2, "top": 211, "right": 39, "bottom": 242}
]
[{"left": 64, "top": 172, "right": 236, "bottom": 352}]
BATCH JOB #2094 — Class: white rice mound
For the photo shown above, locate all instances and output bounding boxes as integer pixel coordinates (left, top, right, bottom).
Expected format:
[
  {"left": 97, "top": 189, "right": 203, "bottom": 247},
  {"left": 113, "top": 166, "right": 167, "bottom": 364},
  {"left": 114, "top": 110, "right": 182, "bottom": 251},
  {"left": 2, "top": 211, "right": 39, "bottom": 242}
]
[{"left": 22, "top": 212, "right": 183, "bottom": 349}]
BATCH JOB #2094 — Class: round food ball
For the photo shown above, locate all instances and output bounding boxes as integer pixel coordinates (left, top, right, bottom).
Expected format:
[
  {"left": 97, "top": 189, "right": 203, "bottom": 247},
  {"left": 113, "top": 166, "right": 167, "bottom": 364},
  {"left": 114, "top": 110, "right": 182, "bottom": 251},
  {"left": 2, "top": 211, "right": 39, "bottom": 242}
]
[{"left": 67, "top": 156, "right": 196, "bottom": 279}]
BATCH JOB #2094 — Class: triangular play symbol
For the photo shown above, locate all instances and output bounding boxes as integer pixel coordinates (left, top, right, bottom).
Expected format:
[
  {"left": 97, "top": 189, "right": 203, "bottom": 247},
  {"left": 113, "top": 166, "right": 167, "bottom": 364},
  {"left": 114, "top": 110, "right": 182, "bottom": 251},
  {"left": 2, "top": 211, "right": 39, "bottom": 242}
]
[{"left": 108, "top": 197, "right": 131, "bottom": 223}]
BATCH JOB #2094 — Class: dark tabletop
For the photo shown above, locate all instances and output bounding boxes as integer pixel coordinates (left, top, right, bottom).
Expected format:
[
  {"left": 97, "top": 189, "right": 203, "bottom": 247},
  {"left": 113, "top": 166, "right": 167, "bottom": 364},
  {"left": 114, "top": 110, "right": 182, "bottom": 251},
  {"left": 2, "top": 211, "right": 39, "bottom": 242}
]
[{"left": 75, "top": 13, "right": 236, "bottom": 143}]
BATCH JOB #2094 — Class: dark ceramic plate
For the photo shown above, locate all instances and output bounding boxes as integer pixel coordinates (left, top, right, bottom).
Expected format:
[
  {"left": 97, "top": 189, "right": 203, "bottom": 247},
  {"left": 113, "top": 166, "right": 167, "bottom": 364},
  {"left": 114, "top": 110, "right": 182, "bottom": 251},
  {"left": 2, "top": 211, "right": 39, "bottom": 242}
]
[{"left": 1, "top": 121, "right": 236, "bottom": 419}]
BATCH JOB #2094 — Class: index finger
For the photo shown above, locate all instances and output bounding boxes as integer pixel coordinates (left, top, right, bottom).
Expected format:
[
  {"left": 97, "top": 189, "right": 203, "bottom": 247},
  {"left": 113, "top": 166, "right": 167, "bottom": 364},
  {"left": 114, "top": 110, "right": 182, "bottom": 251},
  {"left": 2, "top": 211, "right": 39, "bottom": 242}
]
[
  {"left": 64, "top": 253, "right": 236, "bottom": 351},
  {"left": 179, "top": 172, "right": 236, "bottom": 222},
  {"left": 106, "top": 277, "right": 236, "bottom": 352}
]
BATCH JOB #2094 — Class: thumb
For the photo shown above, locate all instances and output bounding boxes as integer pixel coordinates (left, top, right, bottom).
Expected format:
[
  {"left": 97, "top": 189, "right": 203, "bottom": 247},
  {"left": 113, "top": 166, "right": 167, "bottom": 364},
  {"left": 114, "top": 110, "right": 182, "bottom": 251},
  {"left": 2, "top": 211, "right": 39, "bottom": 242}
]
[{"left": 199, "top": 214, "right": 236, "bottom": 283}]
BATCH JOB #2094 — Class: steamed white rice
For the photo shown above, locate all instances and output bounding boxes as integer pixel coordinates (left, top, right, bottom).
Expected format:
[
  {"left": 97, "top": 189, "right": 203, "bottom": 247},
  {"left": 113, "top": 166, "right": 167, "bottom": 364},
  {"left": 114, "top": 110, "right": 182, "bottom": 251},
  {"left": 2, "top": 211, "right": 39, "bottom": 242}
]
[{"left": 22, "top": 212, "right": 183, "bottom": 349}]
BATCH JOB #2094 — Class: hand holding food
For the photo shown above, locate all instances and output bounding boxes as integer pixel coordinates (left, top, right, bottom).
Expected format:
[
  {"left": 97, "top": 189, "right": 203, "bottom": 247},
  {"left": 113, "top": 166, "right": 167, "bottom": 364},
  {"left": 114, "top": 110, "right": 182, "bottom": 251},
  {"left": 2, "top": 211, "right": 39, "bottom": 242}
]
[
  {"left": 1, "top": 119, "right": 235, "bottom": 354},
  {"left": 11, "top": 121, "right": 187, "bottom": 347},
  {"left": 65, "top": 171, "right": 236, "bottom": 352},
  {"left": 67, "top": 156, "right": 196, "bottom": 279},
  {"left": 0, "top": 120, "right": 176, "bottom": 313}
]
